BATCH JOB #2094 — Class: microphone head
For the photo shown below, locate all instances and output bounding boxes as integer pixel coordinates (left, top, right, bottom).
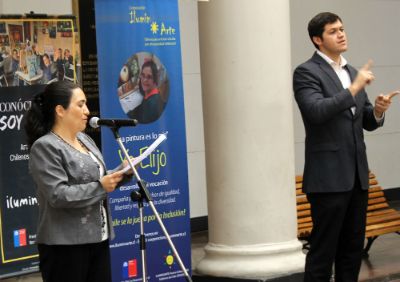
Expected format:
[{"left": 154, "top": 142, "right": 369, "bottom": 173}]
[{"left": 89, "top": 117, "right": 100, "bottom": 128}]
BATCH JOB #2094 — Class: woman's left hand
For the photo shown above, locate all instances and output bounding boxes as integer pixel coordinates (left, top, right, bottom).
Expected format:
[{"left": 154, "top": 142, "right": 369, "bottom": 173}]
[{"left": 99, "top": 171, "right": 124, "bottom": 192}]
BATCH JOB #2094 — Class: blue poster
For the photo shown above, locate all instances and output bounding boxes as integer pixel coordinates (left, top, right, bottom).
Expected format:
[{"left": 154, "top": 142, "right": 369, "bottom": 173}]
[{"left": 94, "top": 1, "right": 191, "bottom": 281}]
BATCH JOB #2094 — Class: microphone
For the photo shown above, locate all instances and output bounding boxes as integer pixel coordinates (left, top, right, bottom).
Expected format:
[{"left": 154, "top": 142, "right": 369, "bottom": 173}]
[{"left": 89, "top": 117, "right": 138, "bottom": 128}]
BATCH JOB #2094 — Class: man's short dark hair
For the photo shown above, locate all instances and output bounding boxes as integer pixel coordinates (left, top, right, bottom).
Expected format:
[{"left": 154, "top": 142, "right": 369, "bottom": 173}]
[{"left": 308, "top": 12, "right": 342, "bottom": 49}]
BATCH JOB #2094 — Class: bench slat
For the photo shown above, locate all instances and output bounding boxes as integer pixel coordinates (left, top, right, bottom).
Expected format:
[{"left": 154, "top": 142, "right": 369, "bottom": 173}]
[
  {"left": 298, "top": 222, "right": 313, "bottom": 229},
  {"left": 368, "top": 191, "right": 384, "bottom": 199},
  {"left": 367, "top": 208, "right": 398, "bottom": 217},
  {"left": 298, "top": 210, "right": 311, "bottom": 217},
  {"left": 366, "top": 219, "right": 400, "bottom": 231},
  {"left": 298, "top": 217, "right": 312, "bottom": 224},
  {"left": 368, "top": 197, "right": 387, "bottom": 205},
  {"left": 296, "top": 179, "right": 378, "bottom": 191},
  {"left": 369, "top": 186, "right": 383, "bottom": 191},
  {"left": 367, "top": 212, "right": 400, "bottom": 225},
  {"left": 296, "top": 197, "right": 308, "bottom": 204},
  {"left": 366, "top": 225, "right": 400, "bottom": 237},
  {"left": 297, "top": 202, "right": 310, "bottom": 210},
  {"left": 367, "top": 202, "right": 389, "bottom": 211}
]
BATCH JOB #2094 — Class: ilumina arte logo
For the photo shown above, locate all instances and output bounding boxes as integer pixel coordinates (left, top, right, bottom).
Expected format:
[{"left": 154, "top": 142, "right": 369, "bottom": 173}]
[{"left": 13, "top": 229, "right": 27, "bottom": 247}]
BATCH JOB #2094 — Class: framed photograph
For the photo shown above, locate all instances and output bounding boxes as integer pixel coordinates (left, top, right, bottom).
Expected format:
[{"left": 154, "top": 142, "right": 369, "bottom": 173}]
[
  {"left": 8, "top": 24, "right": 23, "bottom": 43},
  {"left": 49, "top": 26, "right": 56, "bottom": 38},
  {"left": 23, "top": 22, "right": 31, "bottom": 42},
  {"left": 57, "top": 21, "right": 72, "bottom": 32},
  {"left": 0, "top": 35, "right": 10, "bottom": 45},
  {"left": 61, "top": 31, "right": 72, "bottom": 37},
  {"left": 0, "top": 22, "right": 6, "bottom": 34}
]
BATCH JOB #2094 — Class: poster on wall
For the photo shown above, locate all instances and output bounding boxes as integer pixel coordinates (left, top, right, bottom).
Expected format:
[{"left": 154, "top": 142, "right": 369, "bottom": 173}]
[
  {"left": 0, "top": 17, "right": 79, "bottom": 279},
  {"left": 94, "top": 0, "right": 191, "bottom": 281},
  {"left": 0, "top": 19, "right": 79, "bottom": 88},
  {"left": 0, "top": 86, "right": 42, "bottom": 278}
]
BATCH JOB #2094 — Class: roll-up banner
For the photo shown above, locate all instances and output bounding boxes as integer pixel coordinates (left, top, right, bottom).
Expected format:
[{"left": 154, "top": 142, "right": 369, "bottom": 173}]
[{"left": 94, "top": 1, "right": 191, "bottom": 281}]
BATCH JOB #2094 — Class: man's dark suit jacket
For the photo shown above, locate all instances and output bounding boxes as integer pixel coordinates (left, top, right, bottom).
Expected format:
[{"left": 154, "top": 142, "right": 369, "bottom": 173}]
[{"left": 293, "top": 52, "right": 382, "bottom": 193}]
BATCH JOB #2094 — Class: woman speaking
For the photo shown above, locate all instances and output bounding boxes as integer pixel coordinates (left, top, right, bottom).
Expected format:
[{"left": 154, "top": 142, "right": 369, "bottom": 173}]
[{"left": 25, "top": 81, "right": 130, "bottom": 282}]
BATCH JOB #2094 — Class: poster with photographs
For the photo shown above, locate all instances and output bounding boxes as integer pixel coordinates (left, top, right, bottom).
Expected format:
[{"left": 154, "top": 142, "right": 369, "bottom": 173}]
[
  {"left": 0, "top": 19, "right": 80, "bottom": 88},
  {"left": 0, "top": 16, "right": 80, "bottom": 279}
]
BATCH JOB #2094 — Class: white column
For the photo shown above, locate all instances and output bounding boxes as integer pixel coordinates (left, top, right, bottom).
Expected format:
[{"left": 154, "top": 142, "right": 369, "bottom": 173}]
[{"left": 196, "top": 0, "right": 305, "bottom": 279}]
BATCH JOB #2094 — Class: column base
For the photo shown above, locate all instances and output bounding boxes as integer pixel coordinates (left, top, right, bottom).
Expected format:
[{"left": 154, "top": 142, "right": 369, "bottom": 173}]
[
  {"left": 195, "top": 239, "right": 305, "bottom": 280},
  {"left": 193, "top": 272, "right": 304, "bottom": 282}
]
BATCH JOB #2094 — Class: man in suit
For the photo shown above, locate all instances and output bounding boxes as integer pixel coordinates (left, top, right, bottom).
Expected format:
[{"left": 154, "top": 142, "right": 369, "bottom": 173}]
[{"left": 293, "top": 12, "right": 392, "bottom": 282}]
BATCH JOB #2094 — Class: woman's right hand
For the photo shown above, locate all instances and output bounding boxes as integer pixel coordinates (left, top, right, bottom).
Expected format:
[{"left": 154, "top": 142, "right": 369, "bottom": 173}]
[{"left": 99, "top": 171, "right": 124, "bottom": 192}]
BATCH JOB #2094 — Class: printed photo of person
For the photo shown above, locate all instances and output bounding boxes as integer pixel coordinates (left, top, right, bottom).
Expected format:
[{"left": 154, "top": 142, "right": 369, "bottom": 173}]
[{"left": 118, "top": 52, "right": 169, "bottom": 124}]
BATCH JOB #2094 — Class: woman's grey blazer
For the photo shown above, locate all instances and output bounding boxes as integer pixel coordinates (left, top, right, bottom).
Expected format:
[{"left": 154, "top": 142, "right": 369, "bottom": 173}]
[{"left": 29, "top": 132, "right": 116, "bottom": 245}]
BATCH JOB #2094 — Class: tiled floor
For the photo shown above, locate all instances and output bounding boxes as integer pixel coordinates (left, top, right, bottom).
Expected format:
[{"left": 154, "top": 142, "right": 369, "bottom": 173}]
[
  {"left": 191, "top": 201, "right": 400, "bottom": 281},
  {"left": 358, "top": 200, "right": 400, "bottom": 281},
  {"left": 3, "top": 204, "right": 400, "bottom": 281},
  {"left": 191, "top": 231, "right": 400, "bottom": 282},
  {"left": 3, "top": 233, "right": 400, "bottom": 282}
]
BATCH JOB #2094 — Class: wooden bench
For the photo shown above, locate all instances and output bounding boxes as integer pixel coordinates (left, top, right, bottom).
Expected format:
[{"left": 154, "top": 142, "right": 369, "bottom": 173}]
[{"left": 296, "top": 172, "right": 400, "bottom": 256}]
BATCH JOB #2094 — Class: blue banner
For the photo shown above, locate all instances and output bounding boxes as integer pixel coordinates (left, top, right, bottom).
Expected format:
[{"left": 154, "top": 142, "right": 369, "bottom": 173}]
[{"left": 94, "top": 1, "right": 191, "bottom": 281}]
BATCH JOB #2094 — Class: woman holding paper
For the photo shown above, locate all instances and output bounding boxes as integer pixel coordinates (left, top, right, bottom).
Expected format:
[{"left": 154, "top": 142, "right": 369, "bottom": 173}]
[{"left": 25, "top": 81, "right": 130, "bottom": 282}]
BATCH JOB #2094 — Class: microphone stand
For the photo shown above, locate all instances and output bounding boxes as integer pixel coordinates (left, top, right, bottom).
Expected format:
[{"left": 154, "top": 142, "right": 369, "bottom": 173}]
[{"left": 108, "top": 125, "right": 192, "bottom": 282}]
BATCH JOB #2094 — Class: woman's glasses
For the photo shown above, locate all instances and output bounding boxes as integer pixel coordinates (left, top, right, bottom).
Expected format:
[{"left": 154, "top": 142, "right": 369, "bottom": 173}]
[{"left": 140, "top": 73, "right": 153, "bottom": 81}]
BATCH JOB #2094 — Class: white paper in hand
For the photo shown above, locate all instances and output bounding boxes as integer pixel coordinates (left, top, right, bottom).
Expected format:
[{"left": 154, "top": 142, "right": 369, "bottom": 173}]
[{"left": 121, "top": 133, "right": 167, "bottom": 173}]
